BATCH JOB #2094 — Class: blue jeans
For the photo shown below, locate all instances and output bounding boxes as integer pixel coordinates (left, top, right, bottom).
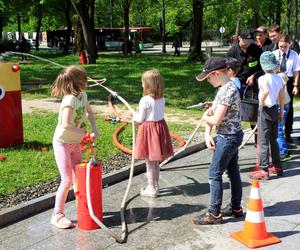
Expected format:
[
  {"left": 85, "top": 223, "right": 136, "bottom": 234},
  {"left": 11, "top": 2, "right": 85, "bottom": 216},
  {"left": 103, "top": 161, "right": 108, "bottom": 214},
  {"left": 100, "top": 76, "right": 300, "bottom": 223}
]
[
  {"left": 208, "top": 130, "right": 244, "bottom": 215},
  {"left": 277, "top": 104, "right": 290, "bottom": 156}
]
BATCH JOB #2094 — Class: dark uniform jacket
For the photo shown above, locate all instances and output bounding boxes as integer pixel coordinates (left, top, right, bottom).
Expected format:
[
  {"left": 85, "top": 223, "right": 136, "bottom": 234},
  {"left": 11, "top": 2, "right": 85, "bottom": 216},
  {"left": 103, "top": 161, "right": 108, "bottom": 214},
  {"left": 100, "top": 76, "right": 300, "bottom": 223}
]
[{"left": 227, "top": 43, "right": 264, "bottom": 99}]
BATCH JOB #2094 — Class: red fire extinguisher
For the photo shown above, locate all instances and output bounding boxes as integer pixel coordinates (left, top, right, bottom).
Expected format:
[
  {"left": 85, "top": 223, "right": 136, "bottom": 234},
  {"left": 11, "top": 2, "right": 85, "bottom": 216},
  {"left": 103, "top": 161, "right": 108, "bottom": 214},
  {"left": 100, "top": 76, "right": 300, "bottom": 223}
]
[
  {"left": 79, "top": 50, "right": 87, "bottom": 65},
  {"left": 75, "top": 133, "right": 103, "bottom": 230}
]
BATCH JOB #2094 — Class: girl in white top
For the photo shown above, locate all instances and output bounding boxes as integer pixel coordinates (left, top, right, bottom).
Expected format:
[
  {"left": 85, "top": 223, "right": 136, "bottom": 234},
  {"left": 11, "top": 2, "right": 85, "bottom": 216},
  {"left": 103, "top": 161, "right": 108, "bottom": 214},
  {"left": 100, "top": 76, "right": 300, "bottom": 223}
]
[
  {"left": 132, "top": 70, "right": 173, "bottom": 198},
  {"left": 51, "top": 66, "right": 99, "bottom": 229},
  {"left": 273, "top": 33, "right": 300, "bottom": 142}
]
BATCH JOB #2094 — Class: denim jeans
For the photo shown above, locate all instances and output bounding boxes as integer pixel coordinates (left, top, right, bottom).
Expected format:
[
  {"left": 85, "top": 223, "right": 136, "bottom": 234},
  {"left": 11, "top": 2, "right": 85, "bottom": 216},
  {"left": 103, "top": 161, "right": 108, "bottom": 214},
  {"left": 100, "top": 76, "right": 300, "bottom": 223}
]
[
  {"left": 208, "top": 130, "right": 244, "bottom": 215},
  {"left": 277, "top": 104, "right": 290, "bottom": 156}
]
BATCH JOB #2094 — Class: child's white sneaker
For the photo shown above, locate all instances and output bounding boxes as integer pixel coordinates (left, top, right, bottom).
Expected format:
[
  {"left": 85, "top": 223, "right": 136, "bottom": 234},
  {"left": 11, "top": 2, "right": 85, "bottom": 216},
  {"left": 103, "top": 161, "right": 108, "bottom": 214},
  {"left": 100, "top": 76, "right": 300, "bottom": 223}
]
[
  {"left": 51, "top": 213, "right": 74, "bottom": 229},
  {"left": 140, "top": 186, "right": 157, "bottom": 198}
]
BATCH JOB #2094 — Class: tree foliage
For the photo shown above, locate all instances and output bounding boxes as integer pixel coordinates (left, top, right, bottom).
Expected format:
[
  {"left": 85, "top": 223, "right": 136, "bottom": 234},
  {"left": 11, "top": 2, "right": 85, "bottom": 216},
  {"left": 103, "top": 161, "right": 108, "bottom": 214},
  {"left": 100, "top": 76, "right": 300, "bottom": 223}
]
[{"left": 1, "top": 0, "right": 300, "bottom": 61}]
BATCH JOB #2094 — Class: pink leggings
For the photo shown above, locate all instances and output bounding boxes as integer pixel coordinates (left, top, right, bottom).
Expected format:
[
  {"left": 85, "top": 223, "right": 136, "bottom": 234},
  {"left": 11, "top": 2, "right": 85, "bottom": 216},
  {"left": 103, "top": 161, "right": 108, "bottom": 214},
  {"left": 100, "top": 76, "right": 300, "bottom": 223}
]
[{"left": 53, "top": 140, "right": 82, "bottom": 214}]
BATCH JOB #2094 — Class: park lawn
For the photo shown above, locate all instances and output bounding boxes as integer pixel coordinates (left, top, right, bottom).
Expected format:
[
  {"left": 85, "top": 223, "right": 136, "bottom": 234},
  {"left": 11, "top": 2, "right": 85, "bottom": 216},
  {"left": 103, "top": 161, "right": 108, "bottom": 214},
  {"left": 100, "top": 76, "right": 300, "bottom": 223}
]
[
  {"left": 0, "top": 111, "right": 196, "bottom": 196},
  {"left": 0, "top": 51, "right": 214, "bottom": 196},
  {"left": 15, "top": 51, "right": 216, "bottom": 107}
]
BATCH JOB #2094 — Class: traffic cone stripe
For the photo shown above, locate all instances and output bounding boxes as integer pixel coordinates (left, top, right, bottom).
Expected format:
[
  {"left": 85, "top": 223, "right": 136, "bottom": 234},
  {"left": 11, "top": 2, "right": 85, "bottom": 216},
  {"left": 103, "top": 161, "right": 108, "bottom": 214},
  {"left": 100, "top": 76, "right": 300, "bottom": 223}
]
[
  {"left": 248, "top": 198, "right": 263, "bottom": 212},
  {"left": 249, "top": 187, "right": 261, "bottom": 200},
  {"left": 245, "top": 210, "right": 265, "bottom": 223}
]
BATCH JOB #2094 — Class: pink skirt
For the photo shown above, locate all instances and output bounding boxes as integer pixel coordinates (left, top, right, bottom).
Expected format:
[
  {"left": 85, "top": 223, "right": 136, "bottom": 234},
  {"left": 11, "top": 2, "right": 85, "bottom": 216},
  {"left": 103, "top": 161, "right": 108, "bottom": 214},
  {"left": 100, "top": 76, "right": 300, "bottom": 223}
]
[{"left": 135, "top": 119, "right": 174, "bottom": 161}]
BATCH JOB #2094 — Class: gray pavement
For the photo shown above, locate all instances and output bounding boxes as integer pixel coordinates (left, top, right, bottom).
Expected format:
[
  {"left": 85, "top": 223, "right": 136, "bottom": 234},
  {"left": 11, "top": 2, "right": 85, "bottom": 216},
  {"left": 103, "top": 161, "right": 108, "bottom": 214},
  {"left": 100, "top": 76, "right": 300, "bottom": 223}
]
[{"left": 1, "top": 113, "right": 300, "bottom": 250}]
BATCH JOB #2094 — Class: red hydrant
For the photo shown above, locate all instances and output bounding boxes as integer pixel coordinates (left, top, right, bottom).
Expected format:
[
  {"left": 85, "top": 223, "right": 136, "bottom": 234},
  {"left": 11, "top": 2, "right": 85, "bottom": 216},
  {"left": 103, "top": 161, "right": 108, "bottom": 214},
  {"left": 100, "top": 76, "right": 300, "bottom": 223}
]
[
  {"left": 75, "top": 134, "right": 103, "bottom": 230},
  {"left": 79, "top": 50, "right": 87, "bottom": 65}
]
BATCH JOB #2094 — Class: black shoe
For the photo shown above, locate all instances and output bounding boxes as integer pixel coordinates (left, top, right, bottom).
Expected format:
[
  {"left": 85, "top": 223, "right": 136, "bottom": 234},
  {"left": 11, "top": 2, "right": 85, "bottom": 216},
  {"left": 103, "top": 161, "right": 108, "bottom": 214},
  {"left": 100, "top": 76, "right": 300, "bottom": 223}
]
[
  {"left": 221, "top": 204, "right": 244, "bottom": 218},
  {"left": 192, "top": 212, "right": 222, "bottom": 225}
]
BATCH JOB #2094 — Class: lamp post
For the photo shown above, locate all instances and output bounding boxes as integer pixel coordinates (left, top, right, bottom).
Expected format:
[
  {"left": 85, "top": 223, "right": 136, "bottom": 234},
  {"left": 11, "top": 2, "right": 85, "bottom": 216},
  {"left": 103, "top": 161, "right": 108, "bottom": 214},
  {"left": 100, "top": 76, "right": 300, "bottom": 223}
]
[{"left": 161, "top": 0, "right": 167, "bottom": 54}]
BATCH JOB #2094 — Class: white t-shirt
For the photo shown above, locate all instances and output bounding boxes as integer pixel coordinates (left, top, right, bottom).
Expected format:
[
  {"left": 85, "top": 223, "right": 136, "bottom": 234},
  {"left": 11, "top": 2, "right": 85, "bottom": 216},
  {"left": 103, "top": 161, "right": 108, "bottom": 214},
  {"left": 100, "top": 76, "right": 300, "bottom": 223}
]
[
  {"left": 258, "top": 73, "right": 283, "bottom": 108},
  {"left": 133, "top": 96, "right": 165, "bottom": 122},
  {"left": 53, "top": 92, "right": 87, "bottom": 143},
  {"left": 273, "top": 49, "right": 300, "bottom": 77}
]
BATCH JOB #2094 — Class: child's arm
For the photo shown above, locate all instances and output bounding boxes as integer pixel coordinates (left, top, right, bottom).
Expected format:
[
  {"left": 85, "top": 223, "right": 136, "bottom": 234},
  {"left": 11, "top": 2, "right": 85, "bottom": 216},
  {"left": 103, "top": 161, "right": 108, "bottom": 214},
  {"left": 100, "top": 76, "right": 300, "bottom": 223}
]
[
  {"left": 205, "top": 123, "right": 215, "bottom": 149},
  {"left": 292, "top": 71, "right": 299, "bottom": 96},
  {"left": 61, "top": 106, "right": 86, "bottom": 137},
  {"left": 201, "top": 104, "right": 228, "bottom": 126},
  {"left": 132, "top": 98, "right": 147, "bottom": 123},
  {"left": 86, "top": 102, "right": 100, "bottom": 139}
]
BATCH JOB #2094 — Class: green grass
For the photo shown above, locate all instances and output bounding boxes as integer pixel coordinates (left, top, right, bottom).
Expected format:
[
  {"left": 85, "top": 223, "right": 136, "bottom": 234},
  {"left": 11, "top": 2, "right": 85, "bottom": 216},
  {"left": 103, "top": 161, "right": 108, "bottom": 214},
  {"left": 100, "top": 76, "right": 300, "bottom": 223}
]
[{"left": 0, "top": 51, "right": 214, "bottom": 196}]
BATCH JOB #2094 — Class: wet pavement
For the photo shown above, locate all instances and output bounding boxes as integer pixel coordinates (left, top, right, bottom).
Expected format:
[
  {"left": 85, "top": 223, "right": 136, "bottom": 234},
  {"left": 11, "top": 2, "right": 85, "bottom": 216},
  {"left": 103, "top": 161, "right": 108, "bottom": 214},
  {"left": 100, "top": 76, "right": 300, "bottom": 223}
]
[{"left": 1, "top": 113, "right": 300, "bottom": 250}]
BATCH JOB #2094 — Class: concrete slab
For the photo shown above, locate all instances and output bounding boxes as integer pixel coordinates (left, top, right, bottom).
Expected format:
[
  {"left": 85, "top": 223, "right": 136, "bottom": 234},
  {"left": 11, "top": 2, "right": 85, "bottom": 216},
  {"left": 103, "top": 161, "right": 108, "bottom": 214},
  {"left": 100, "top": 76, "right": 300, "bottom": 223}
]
[{"left": 1, "top": 113, "right": 300, "bottom": 250}]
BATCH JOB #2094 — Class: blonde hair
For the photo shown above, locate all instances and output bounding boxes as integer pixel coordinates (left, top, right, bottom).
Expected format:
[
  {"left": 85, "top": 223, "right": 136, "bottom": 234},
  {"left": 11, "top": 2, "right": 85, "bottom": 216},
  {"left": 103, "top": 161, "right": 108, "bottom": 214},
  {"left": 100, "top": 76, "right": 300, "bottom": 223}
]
[
  {"left": 141, "top": 70, "right": 164, "bottom": 99},
  {"left": 51, "top": 65, "right": 87, "bottom": 97}
]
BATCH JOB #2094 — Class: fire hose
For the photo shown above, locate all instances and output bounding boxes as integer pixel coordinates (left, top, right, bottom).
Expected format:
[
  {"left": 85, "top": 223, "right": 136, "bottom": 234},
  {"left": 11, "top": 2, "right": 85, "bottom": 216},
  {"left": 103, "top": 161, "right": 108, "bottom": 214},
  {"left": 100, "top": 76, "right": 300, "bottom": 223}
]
[{"left": 88, "top": 79, "right": 135, "bottom": 243}]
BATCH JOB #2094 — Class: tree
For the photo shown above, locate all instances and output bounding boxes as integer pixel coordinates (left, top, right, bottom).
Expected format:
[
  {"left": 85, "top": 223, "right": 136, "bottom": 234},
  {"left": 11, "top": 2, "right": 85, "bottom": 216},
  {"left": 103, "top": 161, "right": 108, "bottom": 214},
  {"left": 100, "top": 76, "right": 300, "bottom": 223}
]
[
  {"left": 71, "top": 0, "right": 97, "bottom": 63},
  {"left": 115, "top": 0, "right": 132, "bottom": 55},
  {"left": 188, "top": 0, "right": 204, "bottom": 61}
]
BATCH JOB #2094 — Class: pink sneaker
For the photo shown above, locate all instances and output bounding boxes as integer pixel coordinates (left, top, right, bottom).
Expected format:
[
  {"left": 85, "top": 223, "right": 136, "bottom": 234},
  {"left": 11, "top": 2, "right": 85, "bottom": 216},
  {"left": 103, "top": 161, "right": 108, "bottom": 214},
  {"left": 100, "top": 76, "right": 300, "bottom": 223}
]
[
  {"left": 50, "top": 213, "right": 74, "bottom": 229},
  {"left": 268, "top": 166, "right": 283, "bottom": 176}
]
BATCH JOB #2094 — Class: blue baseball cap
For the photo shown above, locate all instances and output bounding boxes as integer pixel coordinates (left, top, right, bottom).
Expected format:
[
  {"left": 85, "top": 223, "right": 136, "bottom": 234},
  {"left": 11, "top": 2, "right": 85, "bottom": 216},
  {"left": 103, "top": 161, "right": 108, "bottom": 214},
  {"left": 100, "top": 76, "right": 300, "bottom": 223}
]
[{"left": 260, "top": 51, "right": 279, "bottom": 71}]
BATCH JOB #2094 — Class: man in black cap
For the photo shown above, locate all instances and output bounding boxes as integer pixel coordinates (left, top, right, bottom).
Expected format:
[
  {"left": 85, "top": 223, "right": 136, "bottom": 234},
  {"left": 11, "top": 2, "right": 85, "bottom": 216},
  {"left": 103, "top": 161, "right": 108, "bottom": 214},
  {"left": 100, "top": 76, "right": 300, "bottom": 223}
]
[
  {"left": 227, "top": 29, "right": 264, "bottom": 143},
  {"left": 227, "top": 29, "right": 263, "bottom": 96}
]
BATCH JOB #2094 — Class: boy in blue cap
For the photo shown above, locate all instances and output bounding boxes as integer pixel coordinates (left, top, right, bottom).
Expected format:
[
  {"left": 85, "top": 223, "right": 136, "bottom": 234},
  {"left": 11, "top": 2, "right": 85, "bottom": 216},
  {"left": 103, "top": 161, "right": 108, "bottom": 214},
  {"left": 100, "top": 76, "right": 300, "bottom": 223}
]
[{"left": 250, "top": 51, "right": 285, "bottom": 179}]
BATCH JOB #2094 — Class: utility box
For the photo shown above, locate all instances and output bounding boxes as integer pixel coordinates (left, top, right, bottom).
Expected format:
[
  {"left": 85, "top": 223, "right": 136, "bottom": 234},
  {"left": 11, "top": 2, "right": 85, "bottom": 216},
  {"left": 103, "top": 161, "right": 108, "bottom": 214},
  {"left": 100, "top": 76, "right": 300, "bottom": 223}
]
[{"left": 0, "top": 63, "right": 23, "bottom": 148}]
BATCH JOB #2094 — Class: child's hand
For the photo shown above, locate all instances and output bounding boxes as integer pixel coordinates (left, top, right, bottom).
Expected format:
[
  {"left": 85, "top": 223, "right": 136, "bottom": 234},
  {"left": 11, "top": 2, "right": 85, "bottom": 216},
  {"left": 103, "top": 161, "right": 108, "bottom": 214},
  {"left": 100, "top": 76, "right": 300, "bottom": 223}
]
[
  {"left": 205, "top": 135, "right": 215, "bottom": 150},
  {"left": 90, "top": 130, "right": 100, "bottom": 140}
]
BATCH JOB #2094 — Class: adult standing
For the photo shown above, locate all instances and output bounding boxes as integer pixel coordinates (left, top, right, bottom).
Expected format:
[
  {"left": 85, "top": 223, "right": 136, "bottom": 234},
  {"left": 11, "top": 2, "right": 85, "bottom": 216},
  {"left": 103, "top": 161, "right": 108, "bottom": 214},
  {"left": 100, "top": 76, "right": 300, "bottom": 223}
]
[
  {"left": 255, "top": 26, "right": 272, "bottom": 51},
  {"left": 227, "top": 29, "right": 264, "bottom": 99},
  {"left": 265, "top": 24, "right": 281, "bottom": 51},
  {"left": 273, "top": 33, "right": 300, "bottom": 143},
  {"left": 227, "top": 29, "right": 264, "bottom": 142}
]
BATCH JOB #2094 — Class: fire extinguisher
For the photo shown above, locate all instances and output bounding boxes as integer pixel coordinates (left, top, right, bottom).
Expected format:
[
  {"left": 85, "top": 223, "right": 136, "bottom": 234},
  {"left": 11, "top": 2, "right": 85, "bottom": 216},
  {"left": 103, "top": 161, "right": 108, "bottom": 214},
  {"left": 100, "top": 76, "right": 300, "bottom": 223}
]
[
  {"left": 79, "top": 50, "right": 87, "bottom": 65},
  {"left": 75, "top": 133, "right": 103, "bottom": 230}
]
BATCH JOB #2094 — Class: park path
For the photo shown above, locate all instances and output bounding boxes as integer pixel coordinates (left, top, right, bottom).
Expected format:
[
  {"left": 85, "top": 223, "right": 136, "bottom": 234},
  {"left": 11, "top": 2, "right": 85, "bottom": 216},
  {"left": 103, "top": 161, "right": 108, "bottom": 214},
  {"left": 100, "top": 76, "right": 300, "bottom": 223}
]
[{"left": 21, "top": 98, "right": 200, "bottom": 125}]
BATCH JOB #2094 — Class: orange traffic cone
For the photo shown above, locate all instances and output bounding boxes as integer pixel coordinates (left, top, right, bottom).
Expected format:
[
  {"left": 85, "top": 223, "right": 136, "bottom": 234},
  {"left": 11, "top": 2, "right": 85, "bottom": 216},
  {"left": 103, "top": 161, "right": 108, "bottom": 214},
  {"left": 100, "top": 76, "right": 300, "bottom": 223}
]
[{"left": 231, "top": 180, "right": 281, "bottom": 248}]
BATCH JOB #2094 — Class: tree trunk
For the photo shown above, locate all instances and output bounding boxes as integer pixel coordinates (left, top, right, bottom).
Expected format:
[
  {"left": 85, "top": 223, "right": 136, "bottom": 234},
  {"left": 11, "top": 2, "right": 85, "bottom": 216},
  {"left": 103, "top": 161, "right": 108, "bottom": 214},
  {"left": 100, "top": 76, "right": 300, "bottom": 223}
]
[
  {"left": 188, "top": 0, "right": 204, "bottom": 61},
  {"left": 73, "top": 16, "right": 84, "bottom": 55},
  {"left": 71, "top": 0, "right": 97, "bottom": 64},
  {"left": 234, "top": 3, "right": 243, "bottom": 45},
  {"left": 35, "top": 17, "right": 42, "bottom": 51},
  {"left": 63, "top": 0, "right": 72, "bottom": 52},
  {"left": 286, "top": 0, "right": 291, "bottom": 35},
  {"left": 294, "top": 0, "right": 298, "bottom": 41},
  {"left": 122, "top": 0, "right": 131, "bottom": 56},
  {"left": 17, "top": 13, "right": 21, "bottom": 39},
  {"left": 274, "top": 0, "right": 281, "bottom": 25},
  {"left": 0, "top": 17, "right": 3, "bottom": 39}
]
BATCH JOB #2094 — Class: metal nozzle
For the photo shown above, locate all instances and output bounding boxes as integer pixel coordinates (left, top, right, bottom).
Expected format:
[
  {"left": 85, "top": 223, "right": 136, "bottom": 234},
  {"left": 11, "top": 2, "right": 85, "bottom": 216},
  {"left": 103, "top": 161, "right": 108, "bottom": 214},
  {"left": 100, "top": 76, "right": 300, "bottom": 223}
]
[{"left": 186, "top": 102, "right": 205, "bottom": 109}]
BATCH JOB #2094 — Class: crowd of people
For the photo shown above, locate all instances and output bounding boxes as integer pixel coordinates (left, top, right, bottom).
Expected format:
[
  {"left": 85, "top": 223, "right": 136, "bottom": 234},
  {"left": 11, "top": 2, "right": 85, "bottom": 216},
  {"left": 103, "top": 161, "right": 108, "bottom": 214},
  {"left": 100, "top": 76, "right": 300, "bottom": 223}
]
[
  {"left": 191, "top": 24, "right": 300, "bottom": 224},
  {"left": 48, "top": 23, "right": 300, "bottom": 229}
]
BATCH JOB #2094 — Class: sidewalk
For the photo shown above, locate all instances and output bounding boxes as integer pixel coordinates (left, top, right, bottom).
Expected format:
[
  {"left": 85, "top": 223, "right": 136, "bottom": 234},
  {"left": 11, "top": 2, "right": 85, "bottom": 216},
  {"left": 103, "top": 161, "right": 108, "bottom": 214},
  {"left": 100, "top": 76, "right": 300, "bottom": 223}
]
[{"left": 1, "top": 113, "right": 300, "bottom": 249}]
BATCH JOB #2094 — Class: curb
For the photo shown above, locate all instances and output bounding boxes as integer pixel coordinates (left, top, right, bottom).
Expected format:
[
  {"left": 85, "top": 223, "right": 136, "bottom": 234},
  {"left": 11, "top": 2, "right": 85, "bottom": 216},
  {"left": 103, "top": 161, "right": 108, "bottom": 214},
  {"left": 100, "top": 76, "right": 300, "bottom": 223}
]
[{"left": 0, "top": 141, "right": 206, "bottom": 228}]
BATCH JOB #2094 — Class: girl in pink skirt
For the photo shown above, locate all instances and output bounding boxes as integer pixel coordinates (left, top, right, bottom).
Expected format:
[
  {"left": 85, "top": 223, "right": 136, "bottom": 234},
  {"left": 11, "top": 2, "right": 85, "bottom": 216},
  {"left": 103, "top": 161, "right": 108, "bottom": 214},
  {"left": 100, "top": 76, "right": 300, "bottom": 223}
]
[{"left": 132, "top": 70, "right": 173, "bottom": 198}]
